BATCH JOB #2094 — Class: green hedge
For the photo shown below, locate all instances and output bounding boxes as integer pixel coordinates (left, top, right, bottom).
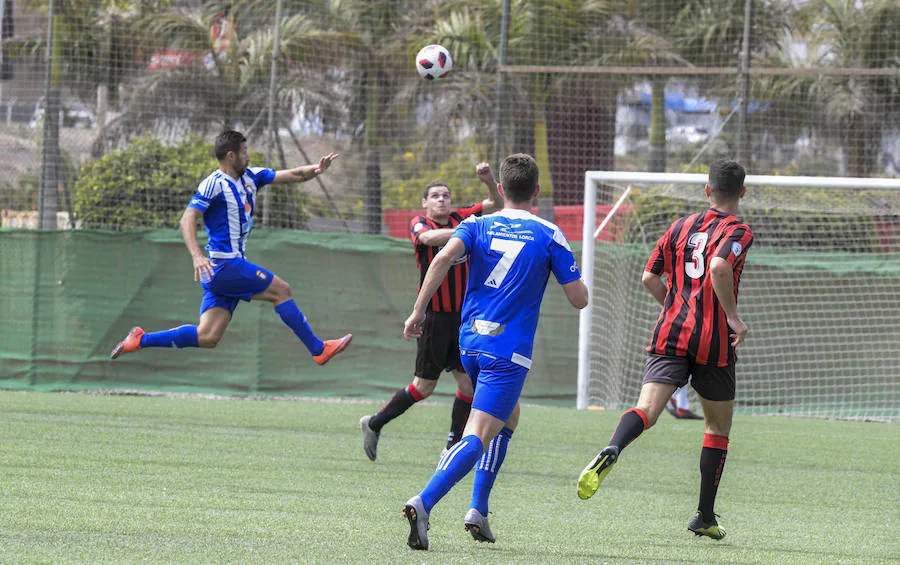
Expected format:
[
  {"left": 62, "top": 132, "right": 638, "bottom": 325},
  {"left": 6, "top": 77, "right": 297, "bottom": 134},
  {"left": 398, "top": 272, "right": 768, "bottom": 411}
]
[
  {"left": 73, "top": 135, "right": 306, "bottom": 230},
  {"left": 74, "top": 135, "right": 218, "bottom": 230}
]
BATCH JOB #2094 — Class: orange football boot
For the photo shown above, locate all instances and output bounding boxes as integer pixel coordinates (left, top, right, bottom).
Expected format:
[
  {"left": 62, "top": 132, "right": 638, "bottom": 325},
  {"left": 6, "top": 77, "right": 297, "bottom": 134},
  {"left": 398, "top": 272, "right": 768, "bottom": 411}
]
[
  {"left": 312, "top": 333, "right": 352, "bottom": 365},
  {"left": 110, "top": 327, "right": 145, "bottom": 359}
]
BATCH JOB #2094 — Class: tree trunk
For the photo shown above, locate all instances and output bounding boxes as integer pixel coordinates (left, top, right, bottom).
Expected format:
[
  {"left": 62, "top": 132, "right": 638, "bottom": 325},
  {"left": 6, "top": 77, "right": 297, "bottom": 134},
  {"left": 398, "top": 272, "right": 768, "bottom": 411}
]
[
  {"left": 40, "top": 88, "right": 60, "bottom": 229},
  {"left": 39, "top": 14, "right": 62, "bottom": 230},
  {"left": 363, "top": 73, "right": 382, "bottom": 234},
  {"left": 364, "top": 147, "right": 382, "bottom": 234},
  {"left": 846, "top": 114, "right": 877, "bottom": 177},
  {"left": 546, "top": 77, "right": 616, "bottom": 205},
  {"left": 534, "top": 115, "right": 554, "bottom": 195},
  {"left": 648, "top": 79, "right": 667, "bottom": 173}
]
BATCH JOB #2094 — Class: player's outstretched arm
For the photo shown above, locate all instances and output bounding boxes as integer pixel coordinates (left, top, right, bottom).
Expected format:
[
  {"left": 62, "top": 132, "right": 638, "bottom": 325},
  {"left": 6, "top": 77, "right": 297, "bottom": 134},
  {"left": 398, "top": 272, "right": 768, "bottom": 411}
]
[
  {"left": 272, "top": 152, "right": 340, "bottom": 184},
  {"left": 404, "top": 238, "right": 466, "bottom": 339},
  {"left": 180, "top": 207, "right": 216, "bottom": 282},
  {"left": 710, "top": 257, "right": 748, "bottom": 346},
  {"left": 641, "top": 270, "right": 667, "bottom": 306},
  {"left": 476, "top": 162, "right": 502, "bottom": 213},
  {"left": 562, "top": 278, "right": 589, "bottom": 309}
]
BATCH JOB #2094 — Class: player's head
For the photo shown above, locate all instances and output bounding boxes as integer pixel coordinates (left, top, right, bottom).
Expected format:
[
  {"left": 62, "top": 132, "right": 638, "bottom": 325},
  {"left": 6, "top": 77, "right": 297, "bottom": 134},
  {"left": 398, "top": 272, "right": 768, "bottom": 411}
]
[
  {"left": 499, "top": 153, "right": 539, "bottom": 203},
  {"left": 422, "top": 180, "right": 451, "bottom": 219},
  {"left": 707, "top": 159, "right": 746, "bottom": 203},
  {"left": 215, "top": 130, "right": 250, "bottom": 175}
]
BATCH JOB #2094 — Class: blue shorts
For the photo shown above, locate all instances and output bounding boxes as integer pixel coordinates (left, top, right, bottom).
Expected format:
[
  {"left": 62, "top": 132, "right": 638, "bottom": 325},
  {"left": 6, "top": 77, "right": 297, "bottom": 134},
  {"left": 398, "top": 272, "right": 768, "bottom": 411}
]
[
  {"left": 461, "top": 351, "right": 529, "bottom": 422},
  {"left": 199, "top": 257, "right": 274, "bottom": 316}
]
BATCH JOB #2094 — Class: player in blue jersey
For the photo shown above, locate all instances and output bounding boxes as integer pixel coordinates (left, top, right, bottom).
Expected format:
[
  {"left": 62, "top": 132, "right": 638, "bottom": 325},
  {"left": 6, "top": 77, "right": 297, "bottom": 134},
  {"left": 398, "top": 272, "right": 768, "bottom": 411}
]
[
  {"left": 110, "top": 130, "right": 352, "bottom": 365},
  {"left": 399, "top": 154, "right": 589, "bottom": 550}
]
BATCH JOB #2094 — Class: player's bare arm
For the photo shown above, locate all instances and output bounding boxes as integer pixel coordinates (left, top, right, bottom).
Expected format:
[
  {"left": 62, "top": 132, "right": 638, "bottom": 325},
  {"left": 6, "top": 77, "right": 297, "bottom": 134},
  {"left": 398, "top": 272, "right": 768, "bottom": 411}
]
[
  {"left": 272, "top": 152, "right": 340, "bottom": 184},
  {"left": 476, "top": 162, "right": 503, "bottom": 213},
  {"left": 180, "top": 207, "right": 216, "bottom": 282},
  {"left": 404, "top": 238, "right": 466, "bottom": 339},
  {"left": 416, "top": 228, "right": 456, "bottom": 247},
  {"left": 709, "top": 257, "right": 748, "bottom": 346},
  {"left": 641, "top": 270, "right": 667, "bottom": 306},
  {"left": 562, "top": 279, "right": 590, "bottom": 309}
]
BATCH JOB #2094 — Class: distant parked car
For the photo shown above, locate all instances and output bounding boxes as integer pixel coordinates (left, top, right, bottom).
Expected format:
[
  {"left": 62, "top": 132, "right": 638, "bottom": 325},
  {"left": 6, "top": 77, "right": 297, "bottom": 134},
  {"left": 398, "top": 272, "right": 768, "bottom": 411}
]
[
  {"left": 29, "top": 100, "right": 96, "bottom": 129},
  {"left": 666, "top": 125, "right": 710, "bottom": 145}
]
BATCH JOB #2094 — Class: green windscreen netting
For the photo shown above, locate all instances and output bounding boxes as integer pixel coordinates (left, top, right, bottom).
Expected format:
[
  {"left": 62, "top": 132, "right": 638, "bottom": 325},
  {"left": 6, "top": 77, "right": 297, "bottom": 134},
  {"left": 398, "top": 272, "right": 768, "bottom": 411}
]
[{"left": 0, "top": 230, "right": 581, "bottom": 404}]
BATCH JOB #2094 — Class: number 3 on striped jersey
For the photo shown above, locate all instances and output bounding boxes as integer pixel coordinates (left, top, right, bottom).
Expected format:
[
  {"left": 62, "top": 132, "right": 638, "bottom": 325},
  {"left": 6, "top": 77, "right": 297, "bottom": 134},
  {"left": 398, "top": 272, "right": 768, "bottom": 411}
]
[
  {"left": 685, "top": 232, "right": 709, "bottom": 279},
  {"left": 485, "top": 238, "right": 526, "bottom": 288}
]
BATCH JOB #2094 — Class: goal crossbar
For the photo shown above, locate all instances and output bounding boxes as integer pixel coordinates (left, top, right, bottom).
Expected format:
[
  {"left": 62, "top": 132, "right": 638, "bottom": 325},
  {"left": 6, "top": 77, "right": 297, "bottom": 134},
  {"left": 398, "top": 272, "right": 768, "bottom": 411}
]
[{"left": 577, "top": 171, "right": 900, "bottom": 411}]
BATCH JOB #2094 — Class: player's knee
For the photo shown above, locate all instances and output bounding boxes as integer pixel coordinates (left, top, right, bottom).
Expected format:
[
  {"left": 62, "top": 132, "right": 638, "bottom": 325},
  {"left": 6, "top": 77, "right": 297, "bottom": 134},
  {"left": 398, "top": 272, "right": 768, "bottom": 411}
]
[
  {"left": 278, "top": 281, "right": 292, "bottom": 299},
  {"left": 268, "top": 280, "right": 292, "bottom": 303},
  {"left": 197, "top": 331, "right": 222, "bottom": 348},
  {"left": 639, "top": 407, "right": 661, "bottom": 429},
  {"left": 412, "top": 378, "right": 436, "bottom": 397},
  {"left": 705, "top": 421, "right": 731, "bottom": 437},
  {"left": 418, "top": 383, "right": 437, "bottom": 397}
]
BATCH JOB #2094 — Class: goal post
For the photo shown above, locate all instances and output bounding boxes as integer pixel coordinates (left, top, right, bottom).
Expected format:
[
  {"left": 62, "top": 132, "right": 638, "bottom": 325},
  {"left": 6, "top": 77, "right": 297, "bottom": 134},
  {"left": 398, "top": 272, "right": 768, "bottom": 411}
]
[{"left": 578, "top": 171, "right": 900, "bottom": 421}]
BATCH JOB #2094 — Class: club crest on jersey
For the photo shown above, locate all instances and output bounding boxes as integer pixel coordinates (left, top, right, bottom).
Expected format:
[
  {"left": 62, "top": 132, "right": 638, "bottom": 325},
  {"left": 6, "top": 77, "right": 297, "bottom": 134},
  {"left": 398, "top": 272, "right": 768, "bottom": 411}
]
[
  {"left": 256, "top": 270, "right": 267, "bottom": 280},
  {"left": 731, "top": 241, "right": 743, "bottom": 257},
  {"left": 413, "top": 222, "right": 424, "bottom": 233}
]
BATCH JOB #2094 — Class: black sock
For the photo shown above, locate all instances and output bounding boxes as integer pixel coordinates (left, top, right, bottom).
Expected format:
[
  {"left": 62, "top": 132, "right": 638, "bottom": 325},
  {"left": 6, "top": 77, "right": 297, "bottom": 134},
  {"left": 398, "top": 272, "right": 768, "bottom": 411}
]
[
  {"left": 446, "top": 393, "right": 472, "bottom": 449},
  {"left": 369, "top": 387, "right": 417, "bottom": 432},
  {"left": 608, "top": 408, "right": 647, "bottom": 453},
  {"left": 698, "top": 434, "right": 729, "bottom": 521}
]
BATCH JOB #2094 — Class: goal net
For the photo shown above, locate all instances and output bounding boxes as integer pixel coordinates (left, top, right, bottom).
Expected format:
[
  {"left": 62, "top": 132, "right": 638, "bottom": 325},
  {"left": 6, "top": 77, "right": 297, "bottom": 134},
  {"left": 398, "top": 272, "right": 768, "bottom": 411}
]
[{"left": 578, "top": 171, "right": 900, "bottom": 422}]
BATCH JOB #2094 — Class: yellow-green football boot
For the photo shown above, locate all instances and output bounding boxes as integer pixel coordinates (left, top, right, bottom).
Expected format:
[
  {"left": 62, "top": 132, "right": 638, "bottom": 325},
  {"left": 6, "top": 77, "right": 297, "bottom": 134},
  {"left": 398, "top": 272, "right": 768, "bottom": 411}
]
[
  {"left": 577, "top": 446, "right": 619, "bottom": 500},
  {"left": 687, "top": 511, "right": 727, "bottom": 540}
]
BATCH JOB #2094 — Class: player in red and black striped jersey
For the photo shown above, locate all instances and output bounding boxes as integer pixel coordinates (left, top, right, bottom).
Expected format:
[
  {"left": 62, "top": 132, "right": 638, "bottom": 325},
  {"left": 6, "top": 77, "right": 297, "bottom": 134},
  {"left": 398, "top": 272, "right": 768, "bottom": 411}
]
[
  {"left": 578, "top": 160, "right": 753, "bottom": 540},
  {"left": 359, "top": 163, "right": 502, "bottom": 461}
]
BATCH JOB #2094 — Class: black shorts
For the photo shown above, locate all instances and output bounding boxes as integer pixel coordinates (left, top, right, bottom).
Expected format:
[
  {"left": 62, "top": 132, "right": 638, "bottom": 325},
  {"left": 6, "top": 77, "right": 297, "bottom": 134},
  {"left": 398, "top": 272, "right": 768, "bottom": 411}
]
[
  {"left": 415, "top": 310, "right": 463, "bottom": 380},
  {"left": 642, "top": 353, "right": 736, "bottom": 401}
]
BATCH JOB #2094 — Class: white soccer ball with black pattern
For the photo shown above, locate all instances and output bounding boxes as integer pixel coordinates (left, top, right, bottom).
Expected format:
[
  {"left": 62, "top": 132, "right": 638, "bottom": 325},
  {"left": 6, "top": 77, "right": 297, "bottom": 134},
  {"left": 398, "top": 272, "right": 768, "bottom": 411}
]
[{"left": 415, "top": 44, "right": 452, "bottom": 80}]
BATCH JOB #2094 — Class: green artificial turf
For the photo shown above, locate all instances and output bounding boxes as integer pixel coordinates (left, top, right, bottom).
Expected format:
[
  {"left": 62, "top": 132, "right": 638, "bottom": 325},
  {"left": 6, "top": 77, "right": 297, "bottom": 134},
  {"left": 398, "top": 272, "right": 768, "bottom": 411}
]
[{"left": 0, "top": 391, "right": 896, "bottom": 564}]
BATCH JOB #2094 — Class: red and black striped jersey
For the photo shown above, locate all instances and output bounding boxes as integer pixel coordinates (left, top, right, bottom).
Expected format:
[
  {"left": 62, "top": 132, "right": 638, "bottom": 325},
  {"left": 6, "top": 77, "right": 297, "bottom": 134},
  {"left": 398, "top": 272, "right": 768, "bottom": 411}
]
[
  {"left": 645, "top": 208, "right": 754, "bottom": 366},
  {"left": 410, "top": 202, "right": 484, "bottom": 312}
]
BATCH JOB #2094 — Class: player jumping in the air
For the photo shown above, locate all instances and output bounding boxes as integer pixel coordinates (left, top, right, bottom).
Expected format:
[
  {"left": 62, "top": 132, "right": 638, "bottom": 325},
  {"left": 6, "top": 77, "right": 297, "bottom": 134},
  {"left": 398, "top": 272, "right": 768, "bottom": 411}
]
[
  {"left": 577, "top": 159, "right": 753, "bottom": 540},
  {"left": 400, "top": 154, "right": 589, "bottom": 550},
  {"left": 110, "top": 130, "right": 352, "bottom": 366}
]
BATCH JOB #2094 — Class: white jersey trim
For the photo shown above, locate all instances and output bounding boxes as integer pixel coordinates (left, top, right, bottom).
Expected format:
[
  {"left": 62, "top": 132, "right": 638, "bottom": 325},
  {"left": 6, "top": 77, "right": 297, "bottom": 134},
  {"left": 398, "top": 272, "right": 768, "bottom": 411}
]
[{"left": 510, "top": 352, "right": 533, "bottom": 369}]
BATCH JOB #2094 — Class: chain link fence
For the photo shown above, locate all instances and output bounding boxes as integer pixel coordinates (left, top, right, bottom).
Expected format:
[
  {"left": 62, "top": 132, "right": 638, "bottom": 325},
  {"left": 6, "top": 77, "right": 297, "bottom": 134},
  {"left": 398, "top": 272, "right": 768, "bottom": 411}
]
[{"left": 1, "top": 0, "right": 897, "bottom": 234}]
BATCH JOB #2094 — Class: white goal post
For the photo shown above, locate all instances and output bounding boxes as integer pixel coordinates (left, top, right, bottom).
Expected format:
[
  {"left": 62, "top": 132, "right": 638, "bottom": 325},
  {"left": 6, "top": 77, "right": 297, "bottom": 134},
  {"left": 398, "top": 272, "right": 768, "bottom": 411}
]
[{"left": 577, "top": 171, "right": 900, "bottom": 421}]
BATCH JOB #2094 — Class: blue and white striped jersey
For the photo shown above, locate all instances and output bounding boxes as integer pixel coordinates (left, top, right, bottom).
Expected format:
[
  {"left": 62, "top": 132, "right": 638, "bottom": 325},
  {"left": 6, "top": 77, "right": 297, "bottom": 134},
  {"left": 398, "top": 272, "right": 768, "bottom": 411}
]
[
  {"left": 452, "top": 208, "right": 582, "bottom": 368},
  {"left": 188, "top": 166, "right": 276, "bottom": 259}
]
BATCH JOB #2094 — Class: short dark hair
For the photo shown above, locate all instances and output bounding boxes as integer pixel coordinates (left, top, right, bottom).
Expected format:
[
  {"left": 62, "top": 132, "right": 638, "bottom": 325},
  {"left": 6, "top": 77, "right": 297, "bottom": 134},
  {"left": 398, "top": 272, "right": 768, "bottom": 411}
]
[
  {"left": 214, "top": 130, "right": 247, "bottom": 161},
  {"left": 423, "top": 180, "right": 450, "bottom": 199},
  {"left": 708, "top": 159, "right": 745, "bottom": 201},
  {"left": 499, "top": 153, "right": 539, "bottom": 203}
]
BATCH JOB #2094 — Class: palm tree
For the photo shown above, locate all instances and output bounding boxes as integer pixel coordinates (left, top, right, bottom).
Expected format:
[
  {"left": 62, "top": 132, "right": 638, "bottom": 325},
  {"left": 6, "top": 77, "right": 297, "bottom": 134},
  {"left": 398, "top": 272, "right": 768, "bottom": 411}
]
[
  {"left": 628, "top": 0, "right": 788, "bottom": 173},
  {"left": 89, "top": 2, "right": 357, "bottom": 228},
  {"left": 108, "top": 3, "right": 352, "bottom": 144},
  {"left": 756, "top": 0, "right": 900, "bottom": 176},
  {"left": 21, "top": 0, "right": 172, "bottom": 226},
  {"left": 324, "top": 0, "right": 482, "bottom": 233}
]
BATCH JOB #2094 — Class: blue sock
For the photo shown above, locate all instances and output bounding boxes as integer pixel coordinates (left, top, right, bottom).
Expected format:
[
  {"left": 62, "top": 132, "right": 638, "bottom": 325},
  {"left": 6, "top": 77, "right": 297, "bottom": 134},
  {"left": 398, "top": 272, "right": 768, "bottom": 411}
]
[
  {"left": 139, "top": 325, "right": 199, "bottom": 349},
  {"left": 420, "top": 435, "right": 484, "bottom": 513},
  {"left": 471, "top": 427, "right": 513, "bottom": 515},
  {"left": 274, "top": 299, "right": 324, "bottom": 356}
]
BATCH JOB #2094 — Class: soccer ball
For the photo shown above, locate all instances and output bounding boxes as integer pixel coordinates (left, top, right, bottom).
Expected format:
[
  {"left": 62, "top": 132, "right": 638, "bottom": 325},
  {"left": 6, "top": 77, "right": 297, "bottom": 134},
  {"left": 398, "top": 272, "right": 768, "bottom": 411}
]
[{"left": 415, "top": 44, "right": 452, "bottom": 80}]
